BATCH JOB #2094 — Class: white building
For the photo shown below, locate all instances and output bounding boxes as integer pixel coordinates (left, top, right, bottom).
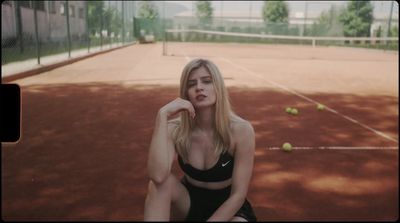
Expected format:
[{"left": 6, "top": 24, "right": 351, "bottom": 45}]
[{"left": 2, "top": 1, "right": 87, "bottom": 43}]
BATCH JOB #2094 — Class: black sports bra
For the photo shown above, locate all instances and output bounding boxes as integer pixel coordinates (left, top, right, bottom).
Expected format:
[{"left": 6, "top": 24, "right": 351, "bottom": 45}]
[{"left": 178, "top": 152, "right": 234, "bottom": 182}]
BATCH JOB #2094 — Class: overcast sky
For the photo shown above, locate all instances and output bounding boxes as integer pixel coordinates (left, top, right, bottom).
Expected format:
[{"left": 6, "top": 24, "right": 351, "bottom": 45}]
[{"left": 167, "top": 1, "right": 399, "bottom": 18}]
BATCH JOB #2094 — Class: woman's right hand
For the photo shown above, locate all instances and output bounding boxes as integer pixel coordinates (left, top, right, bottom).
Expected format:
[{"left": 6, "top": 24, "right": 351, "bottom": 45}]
[{"left": 159, "top": 98, "right": 196, "bottom": 119}]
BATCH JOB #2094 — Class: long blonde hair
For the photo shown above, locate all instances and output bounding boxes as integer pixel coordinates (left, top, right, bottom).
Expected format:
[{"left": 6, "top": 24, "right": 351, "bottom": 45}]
[{"left": 173, "top": 58, "right": 234, "bottom": 162}]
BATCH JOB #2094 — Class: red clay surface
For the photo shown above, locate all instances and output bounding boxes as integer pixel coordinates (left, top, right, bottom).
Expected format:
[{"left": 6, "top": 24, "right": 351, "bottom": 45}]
[{"left": 2, "top": 43, "right": 398, "bottom": 221}]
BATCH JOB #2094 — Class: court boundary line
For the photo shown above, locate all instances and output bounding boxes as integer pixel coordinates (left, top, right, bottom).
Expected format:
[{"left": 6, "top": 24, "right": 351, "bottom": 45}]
[{"left": 218, "top": 57, "right": 398, "bottom": 144}]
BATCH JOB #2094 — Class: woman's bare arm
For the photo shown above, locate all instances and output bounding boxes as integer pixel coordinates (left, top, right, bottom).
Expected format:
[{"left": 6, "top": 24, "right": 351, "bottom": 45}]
[
  {"left": 147, "top": 98, "right": 195, "bottom": 184},
  {"left": 147, "top": 112, "right": 175, "bottom": 184}
]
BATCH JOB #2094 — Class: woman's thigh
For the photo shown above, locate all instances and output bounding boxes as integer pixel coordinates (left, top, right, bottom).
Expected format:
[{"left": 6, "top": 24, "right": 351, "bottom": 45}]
[{"left": 168, "top": 175, "right": 191, "bottom": 221}]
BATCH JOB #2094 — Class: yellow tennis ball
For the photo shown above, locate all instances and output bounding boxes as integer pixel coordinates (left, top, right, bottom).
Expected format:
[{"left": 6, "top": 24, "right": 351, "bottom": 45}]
[
  {"left": 317, "top": 104, "right": 325, "bottom": 111},
  {"left": 282, "top": 142, "right": 292, "bottom": 152},
  {"left": 286, "top": 107, "right": 292, "bottom": 113},
  {"left": 290, "top": 108, "right": 298, "bottom": 115}
]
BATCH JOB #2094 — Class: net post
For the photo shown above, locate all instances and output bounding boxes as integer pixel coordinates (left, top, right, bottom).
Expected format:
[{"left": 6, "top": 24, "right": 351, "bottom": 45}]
[
  {"left": 33, "top": 1, "right": 40, "bottom": 64},
  {"left": 66, "top": 1, "right": 71, "bottom": 58},
  {"left": 162, "top": 1, "right": 166, "bottom": 56}
]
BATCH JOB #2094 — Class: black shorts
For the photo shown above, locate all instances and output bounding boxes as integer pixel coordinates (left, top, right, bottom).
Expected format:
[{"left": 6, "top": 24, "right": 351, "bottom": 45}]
[{"left": 180, "top": 177, "right": 257, "bottom": 221}]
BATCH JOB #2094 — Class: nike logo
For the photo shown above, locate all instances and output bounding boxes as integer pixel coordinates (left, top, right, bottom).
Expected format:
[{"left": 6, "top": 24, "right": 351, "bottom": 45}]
[{"left": 222, "top": 160, "right": 231, "bottom": 167}]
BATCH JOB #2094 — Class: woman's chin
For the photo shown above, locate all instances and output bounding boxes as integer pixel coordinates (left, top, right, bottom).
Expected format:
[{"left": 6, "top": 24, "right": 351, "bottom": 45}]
[{"left": 193, "top": 102, "right": 215, "bottom": 109}]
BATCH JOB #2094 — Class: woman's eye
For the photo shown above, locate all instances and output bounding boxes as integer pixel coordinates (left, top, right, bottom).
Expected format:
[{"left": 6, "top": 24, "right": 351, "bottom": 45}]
[{"left": 203, "top": 80, "right": 212, "bottom": 84}]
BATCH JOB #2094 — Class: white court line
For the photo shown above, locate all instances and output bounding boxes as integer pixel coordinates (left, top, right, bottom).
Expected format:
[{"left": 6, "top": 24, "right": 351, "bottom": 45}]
[
  {"left": 219, "top": 57, "right": 398, "bottom": 144},
  {"left": 266, "top": 146, "right": 399, "bottom": 150}
]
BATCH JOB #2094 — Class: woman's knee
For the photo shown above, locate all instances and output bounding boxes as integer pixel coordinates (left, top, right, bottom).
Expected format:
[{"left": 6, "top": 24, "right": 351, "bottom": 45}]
[{"left": 230, "top": 216, "right": 248, "bottom": 222}]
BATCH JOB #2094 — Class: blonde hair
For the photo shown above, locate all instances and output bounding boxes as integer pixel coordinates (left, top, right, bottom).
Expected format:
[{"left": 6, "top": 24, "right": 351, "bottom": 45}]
[{"left": 173, "top": 58, "right": 234, "bottom": 162}]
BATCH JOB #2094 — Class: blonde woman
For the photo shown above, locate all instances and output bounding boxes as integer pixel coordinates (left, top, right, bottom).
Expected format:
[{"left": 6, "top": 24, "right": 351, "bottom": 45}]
[{"left": 144, "top": 58, "right": 257, "bottom": 221}]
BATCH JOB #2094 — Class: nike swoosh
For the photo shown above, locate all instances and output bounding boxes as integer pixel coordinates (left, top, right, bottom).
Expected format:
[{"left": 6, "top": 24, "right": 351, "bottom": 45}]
[{"left": 222, "top": 160, "right": 231, "bottom": 167}]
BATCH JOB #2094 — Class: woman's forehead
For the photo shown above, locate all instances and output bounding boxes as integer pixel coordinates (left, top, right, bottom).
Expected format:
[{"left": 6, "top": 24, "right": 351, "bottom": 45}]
[{"left": 189, "top": 66, "right": 211, "bottom": 79}]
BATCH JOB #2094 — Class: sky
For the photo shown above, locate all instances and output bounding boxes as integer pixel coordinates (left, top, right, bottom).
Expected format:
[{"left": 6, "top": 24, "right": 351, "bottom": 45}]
[{"left": 166, "top": 1, "right": 399, "bottom": 18}]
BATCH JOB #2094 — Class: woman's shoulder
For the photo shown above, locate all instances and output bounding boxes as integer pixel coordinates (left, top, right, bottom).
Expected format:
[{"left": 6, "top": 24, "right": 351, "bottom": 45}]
[
  {"left": 229, "top": 114, "right": 255, "bottom": 156},
  {"left": 230, "top": 114, "right": 254, "bottom": 136}
]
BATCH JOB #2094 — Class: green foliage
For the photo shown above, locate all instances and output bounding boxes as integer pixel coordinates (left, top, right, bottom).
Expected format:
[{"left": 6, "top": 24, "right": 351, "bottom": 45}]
[
  {"left": 87, "top": 1, "right": 124, "bottom": 37},
  {"left": 262, "top": 1, "right": 289, "bottom": 24},
  {"left": 339, "top": 1, "right": 373, "bottom": 37},
  {"left": 103, "top": 7, "right": 122, "bottom": 37},
  {"left": 87, "top": 1, "right": 104, "bottom": 35},
  {"left": 136, "top": 1, "right": 160, "bottom": 36},
  {"left": 138, "top": 1, "right": 159, "bottom": 20},
  {"left": 391, "top": 26, "right": 398, "bottom": 37},
  {"left": 196, "top": 1, "right": 213, "bottom": 28},
  {"left": 376, "top": 26, "right": 382, "bottom": 37},
  {"left": 309, "top": 5, "right": 345, "bottom": 36}
]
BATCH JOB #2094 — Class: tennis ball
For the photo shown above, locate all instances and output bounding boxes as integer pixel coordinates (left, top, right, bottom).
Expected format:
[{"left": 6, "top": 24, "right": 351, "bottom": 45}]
[
  {"left": 317, "top": 104, "right": 325, "bottom": 111},
  {"left": 285, "top": 107, "right": 292, "bottom": 113},
  {"left": 282, "top": 142, "right": 292, "bottom": 152},
  {"left": 290, "top": 108, "right": 298, "bottom": 115}
]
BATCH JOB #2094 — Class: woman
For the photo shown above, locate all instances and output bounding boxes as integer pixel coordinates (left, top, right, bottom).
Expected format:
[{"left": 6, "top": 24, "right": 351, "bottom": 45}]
[{"left": 144, "top": 58, "right": 257, "bottom": 221}]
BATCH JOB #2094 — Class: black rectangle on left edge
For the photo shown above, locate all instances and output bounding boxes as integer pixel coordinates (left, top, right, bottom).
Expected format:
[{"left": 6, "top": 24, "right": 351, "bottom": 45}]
[{"left": 1, "top": 84, "right": 21, "bottom": 143}]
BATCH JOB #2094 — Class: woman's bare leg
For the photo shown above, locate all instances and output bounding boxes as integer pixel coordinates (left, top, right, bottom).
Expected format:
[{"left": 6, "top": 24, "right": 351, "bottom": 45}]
[{"left": 144, "top": 174, "right": 190, "bottom": 221}]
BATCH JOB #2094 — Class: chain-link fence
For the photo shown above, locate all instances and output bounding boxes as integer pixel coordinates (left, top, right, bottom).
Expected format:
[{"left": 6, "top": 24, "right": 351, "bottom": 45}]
[
  {"left": 2, "top": 1, "right": 136, "bottom": 65},
  {"left": 2, "top": 1, "right": 398, "bottom": 66}
]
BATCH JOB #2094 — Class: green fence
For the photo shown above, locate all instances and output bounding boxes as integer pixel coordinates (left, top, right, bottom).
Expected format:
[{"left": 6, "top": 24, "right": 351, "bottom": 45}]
[{"left": 1, "top": 1, "right": 136, "bottom": 65}]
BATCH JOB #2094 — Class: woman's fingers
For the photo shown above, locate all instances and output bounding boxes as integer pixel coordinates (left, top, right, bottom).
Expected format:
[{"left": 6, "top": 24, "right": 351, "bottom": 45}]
[
  {"left": 183, "top": 99, "right": 196, "bottom": 118},
  {"left": 162, "top": 98, "right": 195, "bottom": 119}
]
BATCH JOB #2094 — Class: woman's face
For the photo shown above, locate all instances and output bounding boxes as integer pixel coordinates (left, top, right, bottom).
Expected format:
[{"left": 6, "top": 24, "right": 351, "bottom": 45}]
[{"left": 187, "top": 66, "right": 217, "bottom": 109}]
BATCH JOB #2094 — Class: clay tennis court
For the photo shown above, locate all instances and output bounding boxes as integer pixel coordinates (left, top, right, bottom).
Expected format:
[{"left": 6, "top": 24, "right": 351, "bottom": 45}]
[{"left": 2, "top": 42, "right": 398, "bottom": 221}]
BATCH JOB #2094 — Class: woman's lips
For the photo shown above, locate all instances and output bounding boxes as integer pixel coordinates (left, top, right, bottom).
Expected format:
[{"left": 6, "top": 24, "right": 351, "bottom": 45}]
[{"left": 196, "top": 95, "right": 206, "bottom": 100}]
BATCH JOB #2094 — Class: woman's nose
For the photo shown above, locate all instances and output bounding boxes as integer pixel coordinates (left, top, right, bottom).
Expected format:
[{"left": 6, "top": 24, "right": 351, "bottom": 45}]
[{"left": 195, "top": 82, "right": 204, "bottom": 90}]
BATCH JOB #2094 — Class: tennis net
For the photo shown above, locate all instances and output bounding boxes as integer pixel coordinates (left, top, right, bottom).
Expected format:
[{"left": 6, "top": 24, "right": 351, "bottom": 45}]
[{"left": 163, "top": 29, "right": 399, "bottom": 56}]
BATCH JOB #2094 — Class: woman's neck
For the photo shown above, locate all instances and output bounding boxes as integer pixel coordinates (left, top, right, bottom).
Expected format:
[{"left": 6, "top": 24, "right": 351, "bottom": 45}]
[{"left": 194, "top": 107, "right": 214, "bottom": 132}]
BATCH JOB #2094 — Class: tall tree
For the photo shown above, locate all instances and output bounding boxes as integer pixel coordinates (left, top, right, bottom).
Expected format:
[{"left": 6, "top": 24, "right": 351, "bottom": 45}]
[
  {"left": 310, "top": 5, "right": 345, "bottom": 36},
  {"left": 339, "top": 1, "right": 373, "bottom": 37},
  {"left": 138, "top": 1, "right": 159, "bottom": 20},
  {"left": 103, "top": 7, "right": 122, "bottom": 37},
  {"left": 390, "top": 26, "right": 398, "bottom": 37},
  {"left": 196, "top": 1, "right": 213, "bottom": 28},
  {"left": 262, "top": 1, "right": 289, "bottom": 24},
  {"left": 87, "top": 1, "right": 104, "bottom": 35}
]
